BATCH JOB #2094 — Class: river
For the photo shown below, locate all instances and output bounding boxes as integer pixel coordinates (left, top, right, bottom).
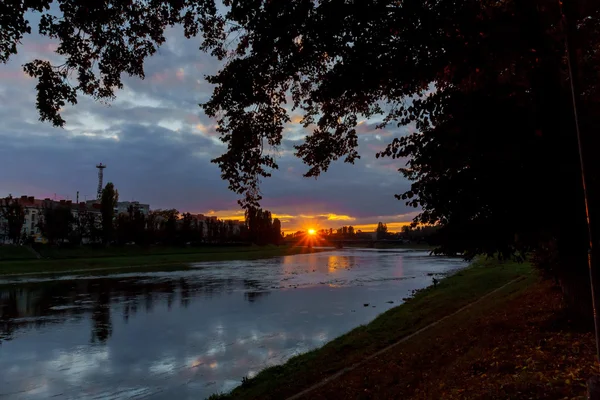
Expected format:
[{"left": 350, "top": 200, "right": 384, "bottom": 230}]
[{"left": 0, "top": 248, "right": 467, "bottom": 399}]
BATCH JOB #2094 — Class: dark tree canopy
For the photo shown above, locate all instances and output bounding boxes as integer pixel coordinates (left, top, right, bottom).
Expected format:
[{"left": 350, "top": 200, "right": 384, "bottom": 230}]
[
  {"left": 1, "top": 0, "right": 222, "bottom": 126},
  {"left": 0, "top": 196, "right": 25, "bottom": 244},
  {"left": 100, "top": 182, "right": 118, "bottom": 244},
  {"left": 376, "top": 222, "right": 388, "bottom": 240},
  {"left": 3, "top": 0, "right": 598, "bottom": 205},
  {"left": 38, "top": 201, "right": 75, "bottom": 244}
]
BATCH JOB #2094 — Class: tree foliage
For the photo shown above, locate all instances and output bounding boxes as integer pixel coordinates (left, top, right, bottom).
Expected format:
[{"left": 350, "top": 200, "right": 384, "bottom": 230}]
[
  {"left": 272, "top": 218, "right": 282, "bottom": 245},
  {"left": 376, "top": 222, "right": 388, "bottom": 240},
  {"left": 1, "top": 0, "right": 222, "bottom": 126},
  {"left": 245, "top": 207, "right": 279, "bottom": 245},
  {"left": 38, "top": 202, "right": 75, "bottom": 244},
  {"left": 0, "top": 196, "right": 25, "bottom": 244},
  {"left": 100, "top": 182, "right": 118, "bottom": 244}
]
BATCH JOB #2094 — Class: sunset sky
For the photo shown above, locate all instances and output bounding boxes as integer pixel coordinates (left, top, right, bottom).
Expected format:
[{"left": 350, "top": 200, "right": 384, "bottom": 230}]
[{"left": 0, "top": 23, "right": 417, "bottom": 234}]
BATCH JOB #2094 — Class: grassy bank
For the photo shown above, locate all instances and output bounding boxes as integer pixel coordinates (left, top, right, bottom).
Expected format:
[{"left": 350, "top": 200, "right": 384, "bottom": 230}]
[
  {"left": 0, "top": 245, "right": 323, "bottom": 276},
  {"left": 303, "top": 272, "right": 596, "bottom": 399},
  {"left": 336, "top": 242, "right": 435, "bottom": 250},
  {"left": 210, "top": 258, "right": 534, "bottom": 400}
]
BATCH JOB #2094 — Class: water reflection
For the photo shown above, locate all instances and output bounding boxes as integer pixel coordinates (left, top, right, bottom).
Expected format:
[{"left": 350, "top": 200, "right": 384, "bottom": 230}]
[
  {"left": 326, "top": 254, "right": 355, "bottom": 272},
  {"left": 244, "top": 291, "right": 270, "bottom": 303},
  {"left": 0, "top": 273, "right": 264, "bottom": 344},
  {"left": 91, "top": 290, "right": 112, "bottom": 344},
  {"left": 0, "top": 249, "right": 467, "bottom": 399}
]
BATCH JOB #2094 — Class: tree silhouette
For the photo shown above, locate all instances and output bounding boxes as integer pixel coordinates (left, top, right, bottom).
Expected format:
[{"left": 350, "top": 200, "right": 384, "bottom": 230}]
[
  {"left": 38, "top": 202, "right": 75, "bottom": 244},
  {"left": 272, "top": 218, "right": 282, "bottom": 245},
  {"left": 193, "top": 219, "right": 204, "bottom": 243},
  {"left": 91, "top": 290, "right": 112, "bottom": 344},
  {"left": 163, "top": 209, "right": 179, "bottom": 244},
  {"left": 100, "top": 183, "right": 118, "bottom": 245},
  {"left": 245, "top": 207, "right": 276, "bottom": 245},
  {"left": 0, "top": 196, "right": 25, "bottom": 244},
  {"left": 79, "top": 208, "right": 101, "bottom": 244},
  {"left": 376, "top": 222, "right": 388, "bottom": 240},
  {"left": 180, "top": 212, "right": 193, "bottom": 244},
  {"left": 348, "top": 226, "right": 355, "bottom": 237},
  {"left": 128, "top": 206, "right": 147, "bottom": 245}
]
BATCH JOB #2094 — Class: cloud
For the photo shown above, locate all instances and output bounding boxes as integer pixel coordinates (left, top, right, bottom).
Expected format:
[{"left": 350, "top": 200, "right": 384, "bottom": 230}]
[{"left": 0, "top": 23, "right": 418, "bottom": 232}]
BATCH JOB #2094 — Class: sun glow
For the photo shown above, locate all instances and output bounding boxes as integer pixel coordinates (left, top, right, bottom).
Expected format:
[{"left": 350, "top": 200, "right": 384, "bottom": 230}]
[{"left": 308, "top": 229, "right": 316, "bottom": 236}]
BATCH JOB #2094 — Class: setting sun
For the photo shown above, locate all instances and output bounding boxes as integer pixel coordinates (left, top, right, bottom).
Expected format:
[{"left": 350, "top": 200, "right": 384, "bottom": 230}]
[{"left": 308, "top": 229, "right": 316, "bottom": 235}]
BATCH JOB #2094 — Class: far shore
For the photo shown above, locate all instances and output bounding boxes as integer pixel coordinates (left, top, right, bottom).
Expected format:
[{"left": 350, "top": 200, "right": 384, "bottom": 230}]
[{"left": 0, "top": 245, "right": 328, "bottom": 277}]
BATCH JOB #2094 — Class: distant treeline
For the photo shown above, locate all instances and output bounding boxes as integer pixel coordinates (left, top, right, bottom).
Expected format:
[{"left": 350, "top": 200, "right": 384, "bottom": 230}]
[{"left": 286, "top": 222, "right": 439, "bottom": 243}]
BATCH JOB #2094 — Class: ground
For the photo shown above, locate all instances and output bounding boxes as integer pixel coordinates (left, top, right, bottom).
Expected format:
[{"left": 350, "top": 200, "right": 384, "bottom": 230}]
[
  {"left": 0, "top": 245, "right": 323, "bottom": 275},
  {"left": 213, "top": 260, "right": 597, "bottom": 400},
  {"left": 301, "top": 278, "right": 596, "bottom": 399}
]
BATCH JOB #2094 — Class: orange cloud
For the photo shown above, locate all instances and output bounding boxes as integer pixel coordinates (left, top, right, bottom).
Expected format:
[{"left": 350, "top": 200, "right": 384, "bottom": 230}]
[
  {"left": 195, "top": 123, "right": 208, "bottom": 133},
  {"left": 321, "top": 213, "right": 355, "bottom": 221},
  {"left": 182, "top": 209, "right": 414, "bottom": 235},
  {"left": 352, "top": 222, "right": 411, "bottom": 232}
]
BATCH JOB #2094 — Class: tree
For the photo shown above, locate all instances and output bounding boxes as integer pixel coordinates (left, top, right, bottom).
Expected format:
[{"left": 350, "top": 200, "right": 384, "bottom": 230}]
[
  {"left": 128, "top": 206, "right": 147, "bottom": 245},
  {"left": 38, "top": 202, "right": 75, "bottom": 244},
  {"left": 376, "top": 222, "right": 388, "bottom": 240},
  {"left": 245, "top": 207, "right": 275, "bottom": 245},
  {"left": 150, "top": 209, "right": 179, "bottom": 244},
  {"left": 0, "top": 196, "right": 25, "bottom": 244},
  {"left": 114, "top": 213, "right": 129, "bottom": 245},
  {"left": 100, "top": 183, "right": 118, "bottom": 244},
  {"left": 180, "top": 212, "right": 194, "bottom": 245},
  {"left": 113, "top": 206, "right": 146, "bottom": 245},
  {"left": 198, "top": 0, "right": 598, "bottom": 320},
  {"left": 193, "top": 219, "right": 205, "bottom": 243},
  {"left": 146, "top": 210, "right": 162, "bottom": 244},
  {"left": 272, "top": 218, "right": 282, "bottom": 245},
  {"left": 78, "top": 208, "right": 101, "bottom": 244},
  {"left": 342, "top": 226, "right": 348, "bottom": 237},
  {"left": 163, "top": 209, "right": 179, "bottom": 243}
]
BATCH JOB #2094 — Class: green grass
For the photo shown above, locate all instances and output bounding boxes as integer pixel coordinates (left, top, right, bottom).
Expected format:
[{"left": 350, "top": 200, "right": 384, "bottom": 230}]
[
  {"left": 32, "top": 245, "right": 265, "bottom": 259},
  {"left": 0, "top": 245, "right": 38, "bottom": 261},
  {"left": 337, "top": 242, "right": 435, "bottom": 250},
  {"left": 211, "top": 257, "right": 534, "bottom": 400},
  {"left": 0, "top": 245, "right": 323, "bottom": 276}
]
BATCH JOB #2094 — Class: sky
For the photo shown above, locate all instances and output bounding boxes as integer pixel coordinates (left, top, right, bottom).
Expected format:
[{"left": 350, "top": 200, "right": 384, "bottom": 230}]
[{"left": 0, "top": 23, "right": 418, "bottom": 234}]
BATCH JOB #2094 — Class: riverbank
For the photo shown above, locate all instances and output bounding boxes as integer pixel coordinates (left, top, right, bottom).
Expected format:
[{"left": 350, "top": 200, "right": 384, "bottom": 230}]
[
  {"left": 210, "top": 258, "right": 596, "bottom": 400},
  {"left": 340, "top": 242, "right": 434, "bottom": 250},
  {"left": 0, "top": 245, "right": 324, "bottom": 276}
]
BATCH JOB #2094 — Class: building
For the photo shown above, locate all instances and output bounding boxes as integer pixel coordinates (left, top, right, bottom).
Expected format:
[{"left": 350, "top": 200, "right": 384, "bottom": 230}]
[
  {"left": 116, "top": 201, "right": 150, "bottom": 216},
  {"left": 178, "top": 214, "right": 244, "bottom": 237},
  {"left": 0, "top": 195, "right": 101, "bottom": 244},
  {"left": 223, "top": 219, "right": 244, "bottom": 236}
]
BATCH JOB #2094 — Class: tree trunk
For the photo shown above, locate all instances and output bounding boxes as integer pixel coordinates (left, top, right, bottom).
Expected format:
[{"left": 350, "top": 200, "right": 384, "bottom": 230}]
[
  {"left": 558, "top": 249, "right": 598, "bottom": 327},
  {"left": 588, "top": 375, "right": 600, "bottom": 400}
]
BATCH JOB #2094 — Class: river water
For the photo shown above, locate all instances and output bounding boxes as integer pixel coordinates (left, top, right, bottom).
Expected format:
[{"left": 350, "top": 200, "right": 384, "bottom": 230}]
[{"left": 0, "top": 248, "right": 467, "bottom": 399}]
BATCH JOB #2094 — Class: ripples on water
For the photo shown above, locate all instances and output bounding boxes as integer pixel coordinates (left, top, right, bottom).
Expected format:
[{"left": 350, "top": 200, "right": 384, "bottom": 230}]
[{"left": 0, "top": 248, "right": 467, "bottom": 399}]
